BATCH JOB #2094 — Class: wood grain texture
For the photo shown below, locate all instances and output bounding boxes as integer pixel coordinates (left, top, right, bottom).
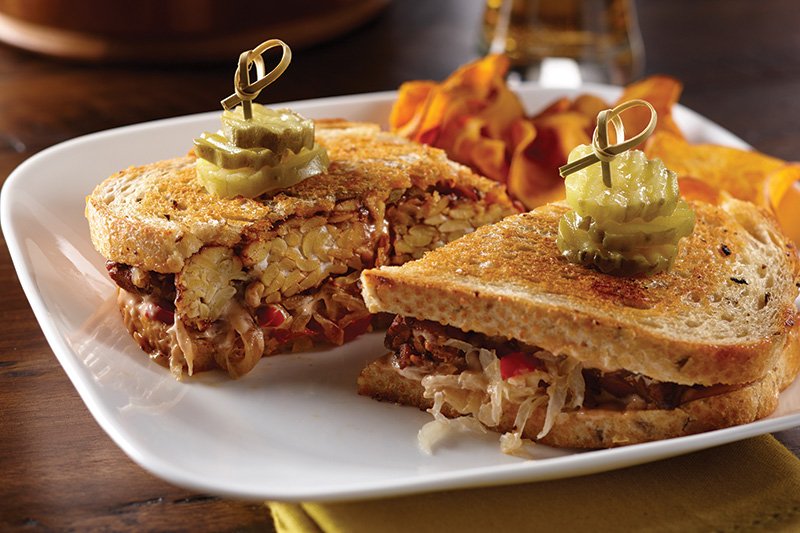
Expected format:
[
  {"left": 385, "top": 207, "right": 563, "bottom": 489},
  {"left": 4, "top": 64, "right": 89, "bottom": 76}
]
[{"left": 1, "top": 0, "right": 799, "bottom": 530}]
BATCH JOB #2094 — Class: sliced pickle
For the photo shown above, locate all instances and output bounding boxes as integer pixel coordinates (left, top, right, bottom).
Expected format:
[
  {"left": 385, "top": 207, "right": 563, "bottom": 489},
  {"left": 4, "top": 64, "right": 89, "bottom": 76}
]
[
  {"left": 193, "top": 132, "right": 284, "bottom": 169},
  {"left": 594, "top": 201, "right": 696, "bottom": 251},
  {"left": 221, "top": 104, "right": 314, "bottom": 152},
  {"left": 564, "top": 145, "right": 679, "bottom": 223},
  {"left": 579, "top": 246, "right": 676, "bottom": 276},
  {"left": 559, "top": 238, "right": 677, "bottom": 276},
  {"left": 196, "top": 145, "right": 329, "bottom": 198},
  {"left": 557, "top": 209, "right": 689, "bottom": 276},
  {"left": 194, "top": 100, "right": 327, "bottom": 199}
]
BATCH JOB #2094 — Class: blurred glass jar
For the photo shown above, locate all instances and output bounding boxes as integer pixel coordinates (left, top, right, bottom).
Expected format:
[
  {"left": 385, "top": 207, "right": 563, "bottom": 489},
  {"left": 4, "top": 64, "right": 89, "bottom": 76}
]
[{"left": 481, "top": 0, "right": 644, "bottom": 85}]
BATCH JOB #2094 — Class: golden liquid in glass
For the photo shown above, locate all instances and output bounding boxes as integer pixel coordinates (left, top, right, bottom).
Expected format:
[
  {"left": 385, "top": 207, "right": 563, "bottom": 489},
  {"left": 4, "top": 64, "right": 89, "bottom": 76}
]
[{"left": 482, "top": 0, "right": 643, "bottom": 84}]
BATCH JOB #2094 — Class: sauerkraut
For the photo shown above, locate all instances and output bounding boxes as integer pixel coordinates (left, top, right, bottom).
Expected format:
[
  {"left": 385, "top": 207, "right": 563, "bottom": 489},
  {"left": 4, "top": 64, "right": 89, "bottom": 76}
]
[
  {"left": 415, "top": 340, "right": 585, "bottom": 455},
  {"left": 418, "top": 391, "right": 487, "bottom": 454}
]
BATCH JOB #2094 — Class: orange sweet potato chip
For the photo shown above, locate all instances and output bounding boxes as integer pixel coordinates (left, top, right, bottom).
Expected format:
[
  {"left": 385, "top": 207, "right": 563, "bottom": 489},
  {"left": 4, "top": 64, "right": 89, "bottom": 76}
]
[
  {"left": 570, "top": 94, "right": 609, "bottom": 124},
  {"left": 677, "top": 177, "right": 722, "bottom": 205},
  {"left": 447, "top": 116, "right": 509, "bottom": 183},
  {"left": 397, "top": 54, "right": 524, "bottom": 145},
  {"left": 532, "top": 97, "right": 572, "bottom": 119},
  {"left": 389, "top": 54, "right": 525, "bottom": 188},
  {"left": 765, "top": 164, "right": 800, "bottom": 244},
  {"left": 507, "top": 118, "right": 571, "bottom": 208},
  {"left": 647, "top": 131, "right": 800, "bottom": 243},
  {"left": 390, "top": 81, "right": 436, "bottom": 137},
  {"left": 645, "top": 131, "right": 785, "bottom": 207},
  {"left": 504, "top": 103, "right": 599, "bottom": 208},
  {"left": 615, "top": 75, "right": 684, "bottom": 143}
]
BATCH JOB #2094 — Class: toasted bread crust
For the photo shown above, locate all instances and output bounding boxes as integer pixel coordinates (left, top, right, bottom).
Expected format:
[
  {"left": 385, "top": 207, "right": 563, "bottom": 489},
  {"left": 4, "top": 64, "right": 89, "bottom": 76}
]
[
  {"left": 357, "top": 324, "right": 800, "bottom": 448},
  {"left": 86, "top": 121, "right": 514, "bottom": 273},
  {"left": 362, "top": 199, "right": 800, "bottom": 385}
]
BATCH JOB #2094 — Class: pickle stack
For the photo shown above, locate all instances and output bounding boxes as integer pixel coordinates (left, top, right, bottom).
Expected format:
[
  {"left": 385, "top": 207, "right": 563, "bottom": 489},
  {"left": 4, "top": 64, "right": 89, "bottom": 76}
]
[
  {"left": 557, "top": 145, "right": 695, "bottom": 276},
  {"left": 194, "top": 104, "right": 329, "bottom": 198}
]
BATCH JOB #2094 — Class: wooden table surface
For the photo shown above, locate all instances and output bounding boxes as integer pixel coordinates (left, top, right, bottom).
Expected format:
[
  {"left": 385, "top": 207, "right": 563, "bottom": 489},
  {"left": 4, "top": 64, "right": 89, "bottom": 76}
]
[{"left": 2, "top": 1, "right": 799, "bottom": 530}]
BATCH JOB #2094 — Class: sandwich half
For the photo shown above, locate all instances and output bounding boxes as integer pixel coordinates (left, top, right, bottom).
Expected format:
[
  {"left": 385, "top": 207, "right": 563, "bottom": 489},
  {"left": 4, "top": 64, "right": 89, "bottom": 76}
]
[
  {"left": 86, "top": 120, "right": 518, "bottom": 378},
  {"left": 358, "top": 198, "right": 800, "bottom": 449}
]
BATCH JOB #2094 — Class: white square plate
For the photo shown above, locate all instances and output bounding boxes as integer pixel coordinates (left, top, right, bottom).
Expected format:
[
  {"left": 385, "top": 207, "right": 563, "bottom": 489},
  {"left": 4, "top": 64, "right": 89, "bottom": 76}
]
[{"left": 3, "top": 83, "right": 800, "bottom": 502}]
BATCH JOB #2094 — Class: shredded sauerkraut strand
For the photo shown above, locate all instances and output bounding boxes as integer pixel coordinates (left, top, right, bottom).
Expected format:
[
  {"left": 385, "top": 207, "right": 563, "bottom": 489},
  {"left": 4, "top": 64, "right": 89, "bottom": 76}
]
[
  {"left": 169, "top": 318, "right": 194, "bottom": 378},
  {"left": 418, "top": 391, "right": 486, "bottom": 454},
  {"left": 500, "top": 395, "right": 547, "bottom": 455}
]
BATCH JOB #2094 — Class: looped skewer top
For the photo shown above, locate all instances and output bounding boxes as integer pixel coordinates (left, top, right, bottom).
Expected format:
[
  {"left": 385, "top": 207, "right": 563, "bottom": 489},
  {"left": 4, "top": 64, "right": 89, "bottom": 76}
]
[
  {"left": 220, "top": 39, "right": 292, "bottom": 120},
  {"left": 558, "top": 99, "right": 657, "bottom": 187}
]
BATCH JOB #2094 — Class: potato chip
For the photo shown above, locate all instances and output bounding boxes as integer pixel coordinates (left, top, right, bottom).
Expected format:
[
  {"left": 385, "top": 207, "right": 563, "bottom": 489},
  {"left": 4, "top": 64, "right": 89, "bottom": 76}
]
[
  {"left": 532, "top": 97, "right": 572, "bottom": 118},
  {"left": 399, "top": 54, "right": 523, "bottom": 144},
  {"left": 447, "top": 116, "right": 509, "bottom": 183},
  {"left": 390, "top": 81, "right": 436, "bottom": 138},
  {"left": 645, "top": 131, "right": 785, "bottom": 206},
  {"left": 678, "top": 177, "right": 722, "bottom": 205},
  {"left": 507, "top": 118, "right": 568, "bottom": 208},
  {"left": 389, "top": 54, "right": 525, "bottom": 188},
  {"left": 570, "top": 94, "right": 609, "bottom": 123},
  {"left": 505, "top": 110, "right": 596, "bottom": 208},
  {"left": 766, "top": 165, "right": 800, "bottom": 244},
  {"left": 615, "top": 75, "right": 684, "bottom": 143}
]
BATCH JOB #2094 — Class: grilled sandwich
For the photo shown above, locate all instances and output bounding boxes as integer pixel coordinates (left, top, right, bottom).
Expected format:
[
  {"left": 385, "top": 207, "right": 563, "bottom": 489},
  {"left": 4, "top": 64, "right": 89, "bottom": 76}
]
[
  {"left": 86, "top": 120, "right": 518, "bottom": 378},
  {"left": 358, "top": 198, "right": 800, "bottom": 450}
]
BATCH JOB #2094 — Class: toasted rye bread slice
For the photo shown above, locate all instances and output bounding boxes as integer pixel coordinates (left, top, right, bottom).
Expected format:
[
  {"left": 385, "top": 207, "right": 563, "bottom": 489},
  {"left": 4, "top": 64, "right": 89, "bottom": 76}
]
[
  {"left": 86, "top": 120, "right": 514, "bottom": 274},
  {"left": 357, "top": 320, "right": 800, "bottom": 449},
  {"left": 362, "top": 198, "right": 800, "bottom": 386}
]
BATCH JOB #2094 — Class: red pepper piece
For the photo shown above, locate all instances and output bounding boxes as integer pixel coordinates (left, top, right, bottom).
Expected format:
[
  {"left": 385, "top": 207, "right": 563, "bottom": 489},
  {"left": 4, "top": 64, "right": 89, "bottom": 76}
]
[
  {"left": 500, "top": 351, "right": 542, "bottom": 380},
  {"left": 145, "top": 302, "right": 175, "bottom": 325},
  {"left": 343, "top": 316, "right": 372, "bottom": 342},
  {"left": 273, "top": 326, "right": 316, "bottom": 345},
  {"left": 256, "top": 305, "right": 287, "bottom": 328}
]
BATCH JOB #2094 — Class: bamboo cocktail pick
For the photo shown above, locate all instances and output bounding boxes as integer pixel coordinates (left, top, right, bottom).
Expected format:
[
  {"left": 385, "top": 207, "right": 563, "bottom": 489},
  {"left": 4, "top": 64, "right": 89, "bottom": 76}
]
[
  {"left": 559, "top": 99, "right": 657, "bottom": 187},
  {"left": 221, "top": 39, "right": 292, "bottom": 120}
]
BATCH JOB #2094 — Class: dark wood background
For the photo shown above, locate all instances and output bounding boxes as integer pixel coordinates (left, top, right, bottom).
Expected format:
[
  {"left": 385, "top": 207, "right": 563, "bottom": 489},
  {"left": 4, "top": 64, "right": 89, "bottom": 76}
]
[{"left": 2, "top": 1, "right": 799, "bottom": 530}]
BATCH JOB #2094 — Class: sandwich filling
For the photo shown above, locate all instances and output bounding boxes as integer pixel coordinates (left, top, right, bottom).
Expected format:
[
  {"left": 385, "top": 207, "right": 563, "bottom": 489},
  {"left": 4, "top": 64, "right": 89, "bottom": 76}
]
[
  {"left": 107, "top": 183, "right": 514, "bottom": 379},
  {"left": 386, "top": 316, "right": 743, "bottom": 453}
]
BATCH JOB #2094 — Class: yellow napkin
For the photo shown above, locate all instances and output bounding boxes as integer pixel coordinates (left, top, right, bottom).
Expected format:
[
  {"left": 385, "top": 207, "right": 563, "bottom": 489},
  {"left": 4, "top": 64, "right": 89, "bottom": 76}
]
[{"left": 268, "top": 436, "right": 800, "bottom": 533}]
